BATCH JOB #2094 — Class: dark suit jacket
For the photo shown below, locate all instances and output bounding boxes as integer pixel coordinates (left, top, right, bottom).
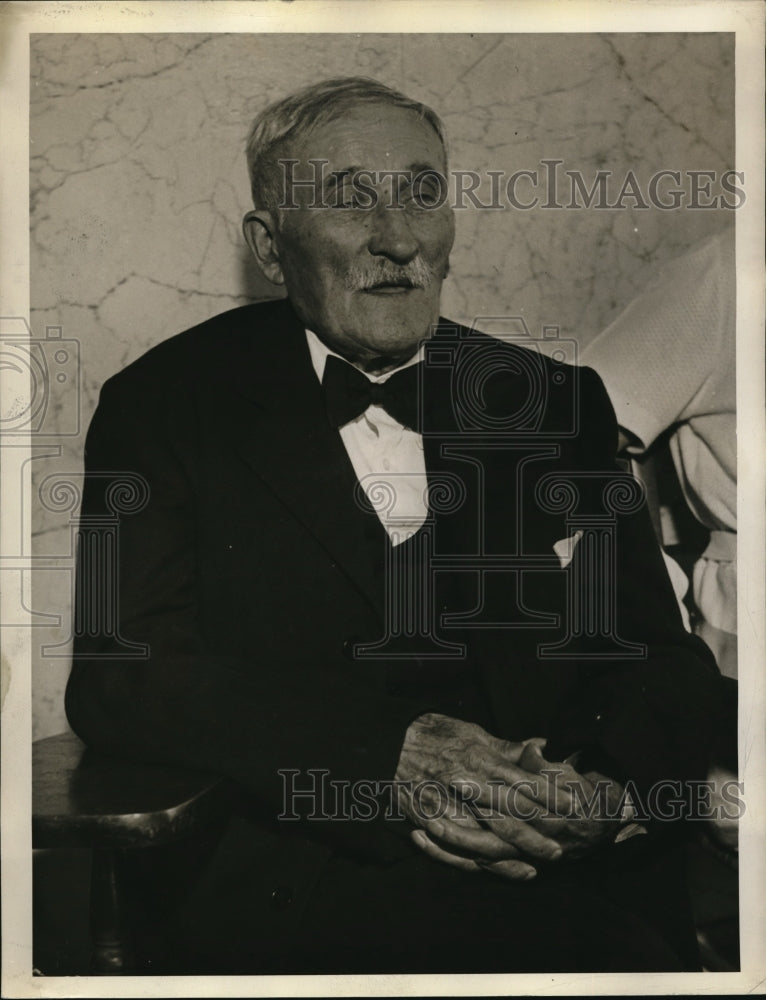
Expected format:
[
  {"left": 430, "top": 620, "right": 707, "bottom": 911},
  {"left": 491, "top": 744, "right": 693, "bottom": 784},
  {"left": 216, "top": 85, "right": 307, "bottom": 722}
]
[{"left": 65, "top": 298, "right": 724, "bottom": 968}]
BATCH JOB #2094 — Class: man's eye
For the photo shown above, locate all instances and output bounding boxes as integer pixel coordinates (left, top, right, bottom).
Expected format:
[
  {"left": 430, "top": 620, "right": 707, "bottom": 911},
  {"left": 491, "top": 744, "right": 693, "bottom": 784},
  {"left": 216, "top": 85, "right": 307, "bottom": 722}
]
[
  {"left": 409, "top": 182, "right": 443, "bottom": 208},
  {"left": 331, "top": 185, "right": 374, "bottom": 210}
]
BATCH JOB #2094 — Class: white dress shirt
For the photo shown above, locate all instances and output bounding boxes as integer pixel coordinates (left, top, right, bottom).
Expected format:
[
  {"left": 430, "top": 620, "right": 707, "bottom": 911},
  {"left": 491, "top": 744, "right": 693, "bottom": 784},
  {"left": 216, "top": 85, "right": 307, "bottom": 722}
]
[{"left": 306, "top": 329, "right": 428, "bottom": 545}]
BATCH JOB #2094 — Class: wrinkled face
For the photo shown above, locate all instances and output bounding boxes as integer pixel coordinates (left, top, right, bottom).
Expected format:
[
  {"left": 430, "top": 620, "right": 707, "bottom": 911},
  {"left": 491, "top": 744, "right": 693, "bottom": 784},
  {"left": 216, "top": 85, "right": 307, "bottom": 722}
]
[{"left": 247, "top": 104, "right": 455, "bottom": 370}]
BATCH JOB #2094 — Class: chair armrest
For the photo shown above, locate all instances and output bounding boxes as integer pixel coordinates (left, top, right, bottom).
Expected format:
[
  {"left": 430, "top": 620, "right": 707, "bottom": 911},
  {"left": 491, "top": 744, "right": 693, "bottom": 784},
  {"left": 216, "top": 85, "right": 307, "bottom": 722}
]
[{"left": 33, "top": 732, "right": 233, "bottom": 850}]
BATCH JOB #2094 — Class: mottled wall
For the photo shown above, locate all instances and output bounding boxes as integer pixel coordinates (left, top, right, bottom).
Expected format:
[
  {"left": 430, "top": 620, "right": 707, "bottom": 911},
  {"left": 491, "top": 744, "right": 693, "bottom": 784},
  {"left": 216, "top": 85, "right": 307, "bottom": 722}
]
[{"left": 29, "top": 32, "right": 734, "bottom": 737}]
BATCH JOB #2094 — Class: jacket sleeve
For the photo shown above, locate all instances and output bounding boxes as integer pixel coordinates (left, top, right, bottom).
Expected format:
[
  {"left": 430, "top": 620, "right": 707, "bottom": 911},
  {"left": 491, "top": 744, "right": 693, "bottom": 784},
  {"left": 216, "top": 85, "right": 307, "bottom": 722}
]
[
  {"left": 65, "top": 368, "right": 429, "bottom": 860},
  {"left": 546, "top": 365, "right": 731, "bottom": 811}
]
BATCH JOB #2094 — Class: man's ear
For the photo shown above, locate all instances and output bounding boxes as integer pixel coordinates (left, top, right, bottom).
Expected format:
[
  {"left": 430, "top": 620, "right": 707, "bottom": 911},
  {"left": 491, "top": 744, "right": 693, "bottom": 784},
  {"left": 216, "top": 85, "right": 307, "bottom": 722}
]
[{"left": 242, "top": 210, "right": 285, "bottom": 285}]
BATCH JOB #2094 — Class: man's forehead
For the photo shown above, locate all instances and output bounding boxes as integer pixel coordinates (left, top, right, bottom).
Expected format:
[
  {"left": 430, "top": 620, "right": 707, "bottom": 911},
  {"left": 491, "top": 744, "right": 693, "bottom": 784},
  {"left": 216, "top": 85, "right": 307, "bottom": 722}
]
[{"left": 289, "top": 103, "right": 446, "bottom": 171}]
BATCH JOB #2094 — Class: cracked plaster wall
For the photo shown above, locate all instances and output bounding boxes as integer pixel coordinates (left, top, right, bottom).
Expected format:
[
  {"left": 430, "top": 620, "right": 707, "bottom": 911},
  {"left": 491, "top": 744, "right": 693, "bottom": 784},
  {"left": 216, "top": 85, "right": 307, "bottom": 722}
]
[{"left": 29, "top": 32, "right": 734, "bottom": 737}]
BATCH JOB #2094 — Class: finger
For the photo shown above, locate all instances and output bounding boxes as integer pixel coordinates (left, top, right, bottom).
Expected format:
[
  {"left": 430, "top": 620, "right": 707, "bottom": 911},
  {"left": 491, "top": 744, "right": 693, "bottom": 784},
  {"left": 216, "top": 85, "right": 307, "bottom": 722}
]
[
  {"left": 466, "top": 775, "right": 547, "bottom": 822},
  {"left": 412, "top": 831, "right": 537, "bottom": 881},
  {"left": 495, "top": 738, "right": 528, "bottom": 766},
  {"left": 482, "top": 813, "right": 565, "bottom": 860},
  {"left": 471, "top": 800, "right": 565, "bottom": 840},
  {"left": 424, "top": 816, "right": 562, "bottom": 863},
  {"left": 411, "top": 830, "right": 483, "bottom": 873},
  {"left": 407, "top": 785, "right": 484, "bottom": 831},
  {"left": 424, "top": 819, "right": 522, "bottom": 861},
  {"left": 473, "top": 776, "right": 573, "bottom": 827},
  {"left": 550, "top": 771, "right": 624, "bottom": 823},
  {"left": 519, "top": 737, "right": 548, "bottom": 769},
  {"left": 448, "top": 753, "right": 570, "bottom": 814},
  {"left": 476, "top": 857, "right": 538, "bottom": 881},
  {"left": 503, "top": 762, "right": 582, "bottom": 817},
  {"left": 474, "top": 764, "right": 576, "bottom": 817}
]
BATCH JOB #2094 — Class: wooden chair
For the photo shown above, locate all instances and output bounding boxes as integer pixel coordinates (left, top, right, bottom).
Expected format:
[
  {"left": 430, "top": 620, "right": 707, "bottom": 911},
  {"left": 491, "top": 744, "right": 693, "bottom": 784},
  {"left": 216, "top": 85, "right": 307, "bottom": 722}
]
[{"left": 33, "top": 731, "right": 233, "bottom": 974}]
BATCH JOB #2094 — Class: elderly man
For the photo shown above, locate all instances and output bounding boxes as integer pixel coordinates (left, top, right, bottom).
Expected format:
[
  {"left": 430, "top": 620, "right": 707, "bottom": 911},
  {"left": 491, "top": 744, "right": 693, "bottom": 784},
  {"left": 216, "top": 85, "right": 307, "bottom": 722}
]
[{"left": 66, "top": 77, "right": 726, "bottom": 974}]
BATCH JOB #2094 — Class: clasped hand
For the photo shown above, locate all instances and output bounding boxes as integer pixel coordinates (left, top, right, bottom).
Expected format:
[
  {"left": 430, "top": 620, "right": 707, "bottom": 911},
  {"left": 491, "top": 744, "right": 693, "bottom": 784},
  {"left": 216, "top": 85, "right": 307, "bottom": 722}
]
[{"left": 394, "top": 713, "right": 624, "bottom": 881}]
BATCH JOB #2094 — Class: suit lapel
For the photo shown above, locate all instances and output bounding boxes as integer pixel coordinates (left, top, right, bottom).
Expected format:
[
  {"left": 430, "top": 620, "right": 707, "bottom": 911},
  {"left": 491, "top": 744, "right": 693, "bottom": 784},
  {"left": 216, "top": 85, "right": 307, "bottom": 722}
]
[
  {"left": 226, "top": 301, "right": 389, "bottom": 621},
  {"left": 223, "top": 306, "right": 568, "bottom": 625}
]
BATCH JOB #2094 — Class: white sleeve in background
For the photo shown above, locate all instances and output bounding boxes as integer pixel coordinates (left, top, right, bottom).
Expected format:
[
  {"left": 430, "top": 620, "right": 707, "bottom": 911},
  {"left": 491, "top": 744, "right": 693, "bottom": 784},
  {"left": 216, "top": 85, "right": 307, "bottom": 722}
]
[
  {"left": 581, "top": 230, "right": 735, "bottom": 455},
  {"left": 581, "top": 230, "right": 737, "bottom": 671}
]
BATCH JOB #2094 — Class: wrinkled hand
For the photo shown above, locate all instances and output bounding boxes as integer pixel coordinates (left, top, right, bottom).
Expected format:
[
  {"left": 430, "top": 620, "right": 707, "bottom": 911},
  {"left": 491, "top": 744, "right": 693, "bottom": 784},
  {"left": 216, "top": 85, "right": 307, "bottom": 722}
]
[
  {"left": 396, "top": 717, "right": 625, "bottom": 879},
  {"left": 394, "top": 714, "right": 565, "bottom": 880},
  {"left": 514, "top": 739, "right": 625, "bottom": 860}
]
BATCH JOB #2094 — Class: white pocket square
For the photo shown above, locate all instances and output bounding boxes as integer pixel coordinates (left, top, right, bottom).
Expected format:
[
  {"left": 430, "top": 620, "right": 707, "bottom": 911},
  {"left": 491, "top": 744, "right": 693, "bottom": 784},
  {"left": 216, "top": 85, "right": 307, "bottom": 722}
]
[{"left": 552, "top": 530, "right": 584, "bottom": 569}]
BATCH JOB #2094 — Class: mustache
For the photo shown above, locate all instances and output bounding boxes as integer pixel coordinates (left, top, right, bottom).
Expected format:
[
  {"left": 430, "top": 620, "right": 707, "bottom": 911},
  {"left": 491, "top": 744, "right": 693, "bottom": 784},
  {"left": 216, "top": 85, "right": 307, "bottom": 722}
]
[{"left": 344, "top": 258, "right": 442, "bottom": 292}]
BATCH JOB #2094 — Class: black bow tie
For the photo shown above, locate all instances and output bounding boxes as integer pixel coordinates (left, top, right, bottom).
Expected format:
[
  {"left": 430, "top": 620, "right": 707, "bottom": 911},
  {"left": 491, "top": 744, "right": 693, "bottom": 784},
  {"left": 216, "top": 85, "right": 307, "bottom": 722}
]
[{"left": 322, "top": 354, "right": 423, "bottom": 431}]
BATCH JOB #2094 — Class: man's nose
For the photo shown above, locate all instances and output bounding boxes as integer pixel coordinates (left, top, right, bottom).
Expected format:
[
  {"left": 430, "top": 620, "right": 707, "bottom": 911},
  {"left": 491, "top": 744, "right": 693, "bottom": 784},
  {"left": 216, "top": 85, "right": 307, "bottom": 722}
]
[{"left": 367, "top": 204, "right": 419, "bottom": 264}]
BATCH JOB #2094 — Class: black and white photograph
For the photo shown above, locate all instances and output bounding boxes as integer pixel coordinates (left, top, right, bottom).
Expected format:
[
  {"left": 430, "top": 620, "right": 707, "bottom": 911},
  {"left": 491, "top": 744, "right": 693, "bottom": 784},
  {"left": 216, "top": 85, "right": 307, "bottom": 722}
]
[{"left": 2, "top": 1, "right": 764, "bottom": 995}]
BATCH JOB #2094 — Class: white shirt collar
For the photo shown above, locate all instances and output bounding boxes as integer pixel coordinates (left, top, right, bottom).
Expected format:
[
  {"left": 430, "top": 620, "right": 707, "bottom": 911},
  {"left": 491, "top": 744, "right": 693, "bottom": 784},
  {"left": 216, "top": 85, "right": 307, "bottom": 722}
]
[{"left": 305, "top": 328, "right": 425, "bottom": 386}]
